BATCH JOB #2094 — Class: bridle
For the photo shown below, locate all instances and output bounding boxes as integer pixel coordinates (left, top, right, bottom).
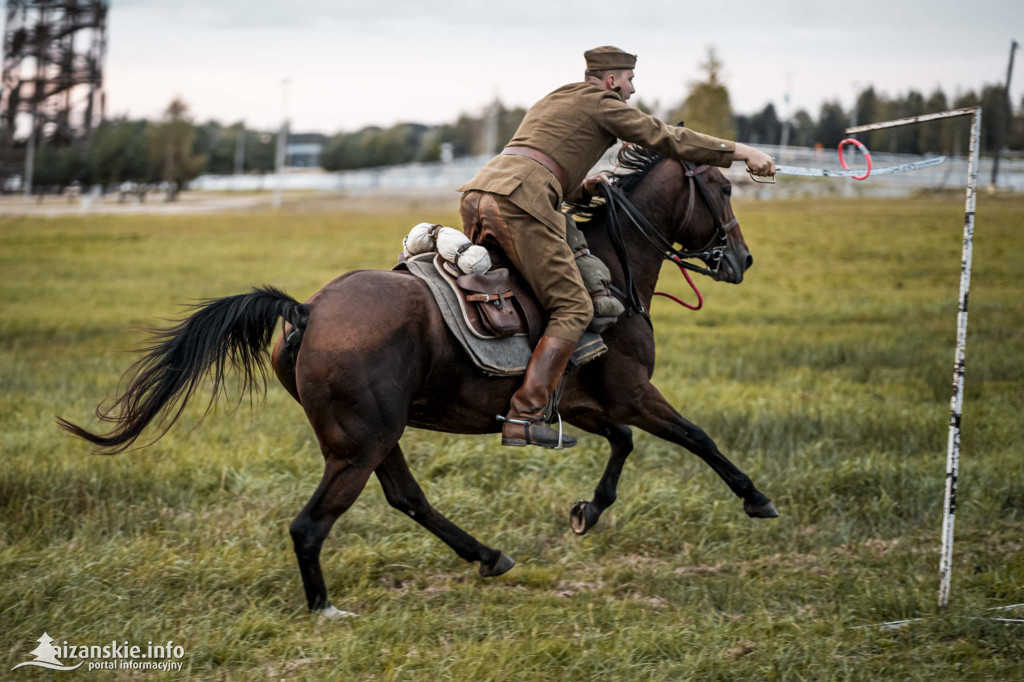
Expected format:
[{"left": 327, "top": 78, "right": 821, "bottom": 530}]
[
  {"left": 598, "top": 160, "right": 738, "bottom": 320},
  {"left": 676, "top": 162, "right": 739, "bottom": 260}
]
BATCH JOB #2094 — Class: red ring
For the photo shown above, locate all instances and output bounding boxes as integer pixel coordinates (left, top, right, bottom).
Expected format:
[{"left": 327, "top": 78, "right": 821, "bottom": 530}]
[{"left": 838, "top": 138, "right": 872, "bottom": 180}]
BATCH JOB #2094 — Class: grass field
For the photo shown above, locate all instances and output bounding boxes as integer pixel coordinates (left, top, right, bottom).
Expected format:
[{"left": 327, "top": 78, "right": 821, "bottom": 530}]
[{"left": 2, "top": 194, "right": 1022, "bottom": 680}]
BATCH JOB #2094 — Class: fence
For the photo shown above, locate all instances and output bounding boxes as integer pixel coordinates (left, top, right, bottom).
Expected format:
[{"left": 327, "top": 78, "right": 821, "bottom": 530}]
[{"left": 189, "top": 145, "right": 1024, "bottom": 199}]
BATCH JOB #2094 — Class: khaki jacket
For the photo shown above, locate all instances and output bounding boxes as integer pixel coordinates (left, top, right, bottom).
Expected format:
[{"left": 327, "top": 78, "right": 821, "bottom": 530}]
[{"left": 458, "top": 82, "right": 736, "bottom": 231}]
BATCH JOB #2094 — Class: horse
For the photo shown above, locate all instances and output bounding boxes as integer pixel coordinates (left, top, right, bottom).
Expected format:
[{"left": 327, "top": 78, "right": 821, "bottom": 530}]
[{"left": 58, "top": 144, "right": 778, "bottom": 616}]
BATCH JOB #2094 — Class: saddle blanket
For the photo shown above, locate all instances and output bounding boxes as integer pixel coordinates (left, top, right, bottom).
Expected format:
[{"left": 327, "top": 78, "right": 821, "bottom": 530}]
[{"left": 402, "top": 253, "right": 607, "bottom": 377}]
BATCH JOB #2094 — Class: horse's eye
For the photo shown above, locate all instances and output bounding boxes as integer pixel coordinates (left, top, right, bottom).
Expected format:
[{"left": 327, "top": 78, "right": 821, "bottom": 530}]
[{"left": 723, "top": 185, "right": 732, "bottom": 196}]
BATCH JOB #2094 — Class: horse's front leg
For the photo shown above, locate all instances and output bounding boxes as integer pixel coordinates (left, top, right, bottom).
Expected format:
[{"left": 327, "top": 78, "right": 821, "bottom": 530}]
[
  {"left": 567, "top": 421, "right": 634, "bottom": 535},
  {"left": 627, "top": 382, "right": 779, "bottom": 519}
]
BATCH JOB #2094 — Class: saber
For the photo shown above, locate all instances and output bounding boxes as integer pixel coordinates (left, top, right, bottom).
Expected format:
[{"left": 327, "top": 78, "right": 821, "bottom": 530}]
[{"left": 750, "top": 156, "right": 946, "bottom": 184}]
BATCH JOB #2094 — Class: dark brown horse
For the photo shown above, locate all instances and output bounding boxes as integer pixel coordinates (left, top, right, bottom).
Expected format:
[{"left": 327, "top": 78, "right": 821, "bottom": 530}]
[{"left": 59, "top": 146, "right": 777, "bottom": 616}]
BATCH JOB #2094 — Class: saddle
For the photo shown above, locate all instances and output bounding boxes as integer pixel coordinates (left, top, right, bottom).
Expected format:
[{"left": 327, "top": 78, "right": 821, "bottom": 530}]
[
  {"left": 401, "top": 251, "right": 545, "bottom": 346},
  {"left": 397, "top": 251, "right": 607, "bottom": 377}
]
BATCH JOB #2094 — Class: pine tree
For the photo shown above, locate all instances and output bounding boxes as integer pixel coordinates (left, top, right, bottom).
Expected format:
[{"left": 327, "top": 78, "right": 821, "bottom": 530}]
[
  {"left": 148, "top": 98, "right": 206, "bottom": 201},
  {"left": 816, "top": 101, "right": 850, "bottom": 148},
  {"left": 669, "top": 47, "right": 736, "bottom": 140}
]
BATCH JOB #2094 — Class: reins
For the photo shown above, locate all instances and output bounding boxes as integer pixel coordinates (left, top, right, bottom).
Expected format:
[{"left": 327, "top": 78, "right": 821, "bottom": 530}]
[{"left": 597, "top": 160, "right": 735, "bottom": 318}]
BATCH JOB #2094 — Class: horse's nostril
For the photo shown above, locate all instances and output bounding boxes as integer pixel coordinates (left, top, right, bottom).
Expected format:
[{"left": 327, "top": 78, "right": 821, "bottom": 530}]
[{"left": 744, "top": 254, "right": 754, "bottom": 270}]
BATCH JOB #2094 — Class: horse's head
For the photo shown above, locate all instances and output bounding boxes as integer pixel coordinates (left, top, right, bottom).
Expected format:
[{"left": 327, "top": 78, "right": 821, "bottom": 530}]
[
  {"left": 570, "top": 145, "right": 754, "bottom": 303},
  {"left": 669, "top": 163, "right": 752, "bottom": 284},
  {"left": 590, "top": 145, "right": 754, "bottom": 286}
]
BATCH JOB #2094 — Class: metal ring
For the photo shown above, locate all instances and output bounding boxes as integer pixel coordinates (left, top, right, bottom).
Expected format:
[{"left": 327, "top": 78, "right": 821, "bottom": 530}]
[{"left": 838, "top": 138, "right": 873, "bottom": 180}]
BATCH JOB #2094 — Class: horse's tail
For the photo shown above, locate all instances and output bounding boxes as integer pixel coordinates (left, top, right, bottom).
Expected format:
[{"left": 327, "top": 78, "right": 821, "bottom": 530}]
[{"left": 57, "top": 286, "right": 308, "bottom": 455}]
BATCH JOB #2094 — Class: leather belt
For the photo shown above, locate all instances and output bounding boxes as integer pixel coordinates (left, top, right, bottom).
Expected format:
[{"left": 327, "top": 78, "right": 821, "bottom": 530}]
[{"left": 501, "top": 146, "right": 569, "bottom": 196}]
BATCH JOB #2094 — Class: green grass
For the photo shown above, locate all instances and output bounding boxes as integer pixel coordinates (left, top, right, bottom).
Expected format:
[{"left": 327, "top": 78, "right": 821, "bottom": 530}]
[{"left": 1, "top": 195, "right": 1022, "bottom": 680}]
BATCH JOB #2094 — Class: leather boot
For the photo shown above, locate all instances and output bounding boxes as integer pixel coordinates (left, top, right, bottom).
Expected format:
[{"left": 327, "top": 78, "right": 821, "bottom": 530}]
[{"left": 501, "top": 336, "right": 578, "bottom": 448}]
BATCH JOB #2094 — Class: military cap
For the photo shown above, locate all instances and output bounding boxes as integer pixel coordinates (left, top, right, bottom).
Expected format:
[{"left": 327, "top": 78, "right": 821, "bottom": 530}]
[{"left": 584, "top": 46, "right": 637, "bottom": 71}]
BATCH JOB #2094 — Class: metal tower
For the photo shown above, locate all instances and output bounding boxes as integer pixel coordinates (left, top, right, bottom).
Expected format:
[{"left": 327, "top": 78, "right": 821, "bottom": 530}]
[{"left": 0, "top": 0, "right": 108, "bottom": 182}]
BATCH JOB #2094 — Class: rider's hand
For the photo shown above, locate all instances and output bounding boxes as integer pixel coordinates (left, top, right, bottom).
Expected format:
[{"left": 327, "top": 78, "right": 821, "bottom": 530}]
[
  {"left": 735, "top": 143, "right": 776, "bottom": 177},
  {"left": 583, "top": 172, "right": 612, "bottom": 194}
]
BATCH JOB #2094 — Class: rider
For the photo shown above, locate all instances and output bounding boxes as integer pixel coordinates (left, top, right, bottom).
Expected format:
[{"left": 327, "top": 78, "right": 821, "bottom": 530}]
[{"left": 458, "top": 46, "right": 775, "bottom": 449}]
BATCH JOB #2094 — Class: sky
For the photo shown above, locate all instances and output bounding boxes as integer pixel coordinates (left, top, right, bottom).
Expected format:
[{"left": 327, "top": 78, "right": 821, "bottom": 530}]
[{"left": 104, "top": 0, "right": 1023, "bottom": 134}]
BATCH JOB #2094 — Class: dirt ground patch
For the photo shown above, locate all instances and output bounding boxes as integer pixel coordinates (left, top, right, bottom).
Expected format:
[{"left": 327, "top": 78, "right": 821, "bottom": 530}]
[{"left": 0, "top": 189, "right": 455, "bottom": 217}]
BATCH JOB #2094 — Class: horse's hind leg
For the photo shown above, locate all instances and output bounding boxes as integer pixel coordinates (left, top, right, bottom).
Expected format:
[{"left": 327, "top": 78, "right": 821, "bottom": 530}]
[
  {"left": 568, "top": 421, "right": 634, "bottom": 535},
  {"left": 375, "top": 444, "right": 515, "bottom": 577},
  {"left": 290, "top": 452, "right": 383, "bottom": 615}
]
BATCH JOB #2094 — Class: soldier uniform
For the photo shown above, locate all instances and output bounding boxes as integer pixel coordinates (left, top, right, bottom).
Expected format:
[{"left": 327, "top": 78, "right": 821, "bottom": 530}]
[{"left": 458, "top": 46, "right": 737, "bottom": 448}]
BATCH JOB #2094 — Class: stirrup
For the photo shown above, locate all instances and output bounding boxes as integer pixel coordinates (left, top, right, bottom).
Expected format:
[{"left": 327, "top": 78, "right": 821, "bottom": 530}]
[
  {"left": 552, "top": 410, "right": 566, "bottom": 450},
  {"left": 496, "top": 413, "right": 573, "bottom": 450}
]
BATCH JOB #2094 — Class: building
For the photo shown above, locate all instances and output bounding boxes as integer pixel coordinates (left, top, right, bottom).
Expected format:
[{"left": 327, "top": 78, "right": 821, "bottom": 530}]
[{"left": 285, "top": 133, "right": 326, "bottom": 168}]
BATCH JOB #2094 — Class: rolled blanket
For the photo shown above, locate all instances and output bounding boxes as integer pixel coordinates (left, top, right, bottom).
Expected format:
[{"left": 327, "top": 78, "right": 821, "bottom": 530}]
[
  {"left": 403, "top": 223, "right": 492, "bottom": 275},
  {"left": 403, "top": 222, "right": 437, "bottom": 257}
]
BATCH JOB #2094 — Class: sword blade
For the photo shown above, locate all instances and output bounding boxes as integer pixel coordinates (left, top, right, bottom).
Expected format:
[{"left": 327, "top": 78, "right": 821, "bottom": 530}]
[
  {"left": 774, "top": 165, "right": 860, "bottom": 177},
  {"left": 774, "top": 156, "right": 946, "bottom": 178},
  {"left": 865, "top": 156, "right": 947, "bottom": 175}
]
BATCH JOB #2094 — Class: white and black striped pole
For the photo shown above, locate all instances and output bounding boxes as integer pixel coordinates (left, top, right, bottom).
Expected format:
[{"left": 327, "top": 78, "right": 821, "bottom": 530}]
[
  {"left": 847, "top": 107, "right": 981, "bottom": 609},
  {"left": 937, "top": 108, "right": 981, "bottom": 609}
]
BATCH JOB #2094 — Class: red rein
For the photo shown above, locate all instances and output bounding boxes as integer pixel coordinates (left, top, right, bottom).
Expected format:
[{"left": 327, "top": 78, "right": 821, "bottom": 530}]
[{"left": 653, "top": 257, "right": 704, "bottom": 310}]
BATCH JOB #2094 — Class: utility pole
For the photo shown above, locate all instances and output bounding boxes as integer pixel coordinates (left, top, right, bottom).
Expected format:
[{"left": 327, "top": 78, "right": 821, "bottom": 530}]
[
  {"left": 991, "top": 39, "right": 1018, "bottom": 187},
  {"left": 273, "top": 79, "right": 289, "bottom": 209},
  {"left": 844, "top": 82, "right": 862, "bottom": 198},
  {"left": 778, "top": 73, "right": 792, "bottom": 156},
  {"left": 482, "top": 94, "right": 500, "bottom": 157},
  {"left": 849, "top": 81, "right": 862, "bottom": 138},
  {"left": 23, "top": 112, "right": 35, "bottom": 201},
  {"left": 234, "top": 122, "right": 246, "bottom": 175}
]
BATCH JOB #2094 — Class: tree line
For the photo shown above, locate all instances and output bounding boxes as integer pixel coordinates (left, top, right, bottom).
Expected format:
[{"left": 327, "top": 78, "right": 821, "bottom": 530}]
[
  {"left": 25, "top": 99, "right": 532, "bottom": 194},
  {"left": 317, "top": 103, "right": 528, "bottom": 170},
  {"left": 32, "top": 98, "right": 225, "bottom": 199},
  {"left": 735, "top": 85, "right": 1022, "bottom": 156},
  {"left": 23, "top": 63, "right": 1024, "bottom": 196},
  {"left": 671, "top": 49, "right": 1023, "bottom": 157}
]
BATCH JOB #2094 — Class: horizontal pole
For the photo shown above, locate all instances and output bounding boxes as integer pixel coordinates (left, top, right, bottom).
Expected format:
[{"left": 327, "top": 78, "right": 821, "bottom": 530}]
[
  {"left": 876, "top": 618, "right": 924, "bottom": 630},
  {"left": 870, "top": 615, "right": 1024, "bottom": 630},
  {"left": 846, "top": 107, "right": 978, "bottom": 134}
]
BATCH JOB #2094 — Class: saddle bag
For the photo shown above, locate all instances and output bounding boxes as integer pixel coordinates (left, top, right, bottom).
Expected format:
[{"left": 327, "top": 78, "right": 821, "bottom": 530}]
[{"left": 456, "top": 269, "right": 520, "bottom": 337}]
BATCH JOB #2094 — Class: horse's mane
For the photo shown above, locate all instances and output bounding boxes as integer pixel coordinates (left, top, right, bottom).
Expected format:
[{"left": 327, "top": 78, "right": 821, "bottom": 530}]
[{"left": 566, "top": 143, "right": 665, "bottom": 223}]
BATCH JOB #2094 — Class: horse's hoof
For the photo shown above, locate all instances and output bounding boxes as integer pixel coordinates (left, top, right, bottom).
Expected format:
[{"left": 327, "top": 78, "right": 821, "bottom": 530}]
[
  {"left": 570, "top": 499, "right": 601, "bottom": 535},
  {"left": 744, "top": 498, "right": 780, "bottom": 519},
  {"left": 479, "top": 552, "right": 516, "bottom": 577},
  {"left": 319, "top": 605, "right": 358, "bottom": 619}
]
